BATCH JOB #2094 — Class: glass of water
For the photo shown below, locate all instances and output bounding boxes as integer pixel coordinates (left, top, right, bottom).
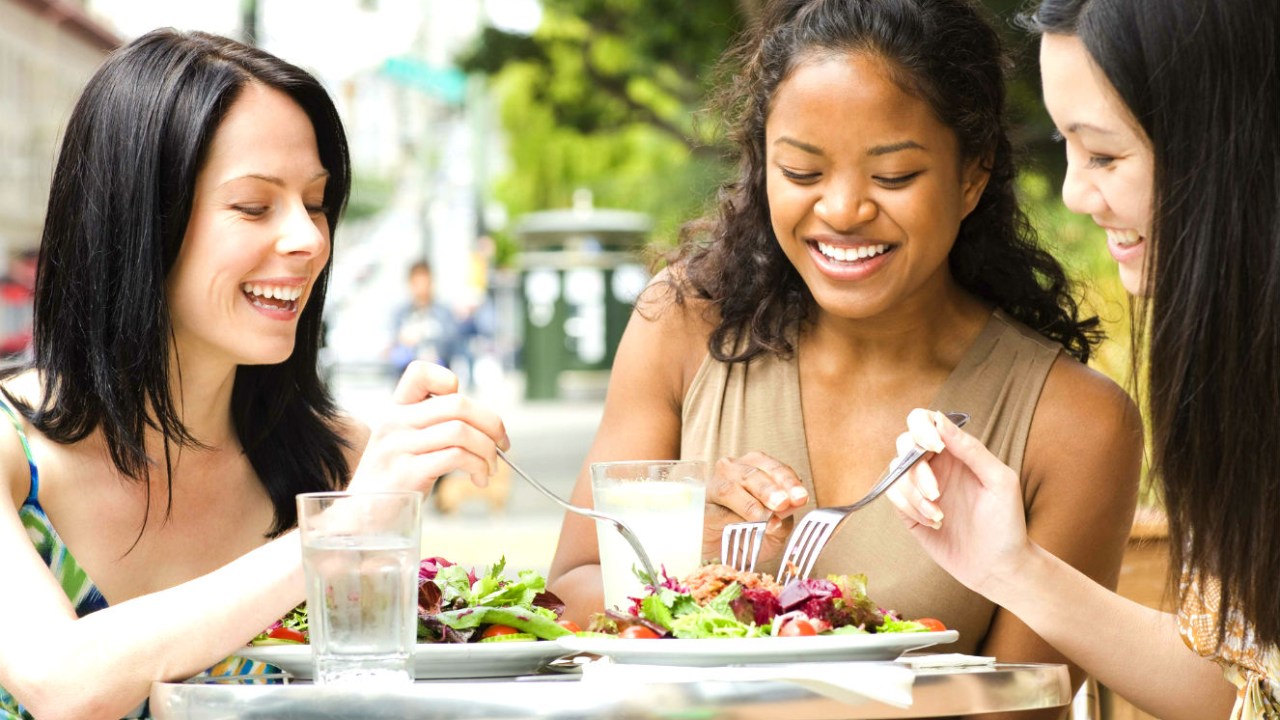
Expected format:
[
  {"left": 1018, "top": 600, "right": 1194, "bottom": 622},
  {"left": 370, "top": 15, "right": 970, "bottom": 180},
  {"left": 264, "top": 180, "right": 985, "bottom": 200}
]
[
  {"left": 297, "top": 491, "right": 422, "bottom": 686},
  {"left": 590, "top": 460, "right": 707, "bottom": 610}
]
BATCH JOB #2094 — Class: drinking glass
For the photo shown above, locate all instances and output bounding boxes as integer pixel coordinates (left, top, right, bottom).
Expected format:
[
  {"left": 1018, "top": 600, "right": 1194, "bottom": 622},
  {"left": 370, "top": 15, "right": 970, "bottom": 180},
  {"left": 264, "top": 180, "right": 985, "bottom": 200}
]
[
  {"left": 297, "top": 491, "right": 422, "bottom": 686},
  {"left": 590, "top": 460, "right": 707, "bottom": 610}
]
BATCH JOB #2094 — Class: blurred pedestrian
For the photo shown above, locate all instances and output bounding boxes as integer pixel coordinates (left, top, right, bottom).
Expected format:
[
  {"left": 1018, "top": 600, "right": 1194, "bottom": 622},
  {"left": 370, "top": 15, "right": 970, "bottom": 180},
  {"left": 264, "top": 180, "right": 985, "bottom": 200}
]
[{"left": 389, "top": 260, "right": 458, "bottom": 376}]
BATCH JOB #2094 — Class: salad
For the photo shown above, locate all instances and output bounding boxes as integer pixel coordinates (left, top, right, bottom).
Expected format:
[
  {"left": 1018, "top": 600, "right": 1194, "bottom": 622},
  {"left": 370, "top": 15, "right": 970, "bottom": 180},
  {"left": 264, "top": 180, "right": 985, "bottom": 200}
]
[
  {"left": 589, "top": 563, "right": 947, "bottom": 640},
  {"left": 251, "top": 557, "right": 576, "bottom": 646}
]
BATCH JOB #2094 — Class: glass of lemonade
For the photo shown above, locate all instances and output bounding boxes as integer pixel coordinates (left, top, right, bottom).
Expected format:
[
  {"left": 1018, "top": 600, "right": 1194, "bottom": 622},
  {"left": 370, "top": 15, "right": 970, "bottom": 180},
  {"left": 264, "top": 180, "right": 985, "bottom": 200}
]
[
  {"left": 297, "top": 491, "right": 422, "bottom": 686},
  {"left": 590, "top": 460, "right": 708, "bottom": 610}
]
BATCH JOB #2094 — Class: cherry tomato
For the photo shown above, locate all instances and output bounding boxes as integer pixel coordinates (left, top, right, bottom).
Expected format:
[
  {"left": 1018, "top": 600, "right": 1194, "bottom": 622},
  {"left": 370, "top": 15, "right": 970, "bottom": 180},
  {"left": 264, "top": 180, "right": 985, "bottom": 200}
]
[
  {"left": 267, "top": 626, "right": 307, "bottom": 643},
  {"left": 480, "top": 624, "right": 520, "bottom": 639},
  {"left": 619, "top": 625, "right": 661, "bottom": 640},
  {"left": 556, "top": 619, "right": 582, "bottom": 633},
  {"left": 917, "top": 618, "right": 947, "bottom": 632},
  {"left": 778, "top": 619, "right": 817, "bottom": 637}
]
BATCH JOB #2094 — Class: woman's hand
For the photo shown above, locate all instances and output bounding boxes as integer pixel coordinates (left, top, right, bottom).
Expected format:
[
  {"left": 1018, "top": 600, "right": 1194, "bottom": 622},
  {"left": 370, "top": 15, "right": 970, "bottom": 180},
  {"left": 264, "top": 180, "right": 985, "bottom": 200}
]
[
  {"left": 884, "top": 409, "right": 1033, "bottom": 598},
  {"left": 703, "top": 452, "right": 809, "bottom": 562},
  {"left": 349, "top": 361, "right": 509, "bottom": 494}
]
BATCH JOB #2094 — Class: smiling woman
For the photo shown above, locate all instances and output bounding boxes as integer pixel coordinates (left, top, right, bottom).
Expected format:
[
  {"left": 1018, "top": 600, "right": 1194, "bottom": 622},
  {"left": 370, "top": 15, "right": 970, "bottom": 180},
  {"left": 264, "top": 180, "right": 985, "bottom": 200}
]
[
  {"left": 0, "top": 28, "right": 508, "bottom": 720},
  {"left": 547, "top": 1, "right": 1143, "bottom": 715}
]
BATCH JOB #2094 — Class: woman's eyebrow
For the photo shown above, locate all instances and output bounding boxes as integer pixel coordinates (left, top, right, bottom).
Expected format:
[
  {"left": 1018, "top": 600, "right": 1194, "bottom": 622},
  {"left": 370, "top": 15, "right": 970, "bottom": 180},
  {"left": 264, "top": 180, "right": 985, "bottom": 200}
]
[
  {"left": 218, "top": 170, "right": 330, "bottom": 189},
  {"left": 867, "top": 140, "right": 925, "bottom": 156},
  {"left": 774, "top": 136, "right": 825, "bottom": 155}
]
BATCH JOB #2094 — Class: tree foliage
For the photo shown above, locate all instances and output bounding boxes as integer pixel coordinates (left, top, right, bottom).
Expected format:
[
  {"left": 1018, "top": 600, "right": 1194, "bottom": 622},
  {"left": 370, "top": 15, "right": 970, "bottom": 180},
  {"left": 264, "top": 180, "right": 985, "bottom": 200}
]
[{"left": 460, "top": 0, "right": 1067, "bottom": 247}]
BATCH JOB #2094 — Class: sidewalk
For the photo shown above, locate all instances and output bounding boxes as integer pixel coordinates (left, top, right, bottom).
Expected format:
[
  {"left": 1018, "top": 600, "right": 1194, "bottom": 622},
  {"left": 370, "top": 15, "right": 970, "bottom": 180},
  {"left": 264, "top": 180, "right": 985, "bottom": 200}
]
[{"left": 330, "top": 368, "right": 604, "bottom": 576}]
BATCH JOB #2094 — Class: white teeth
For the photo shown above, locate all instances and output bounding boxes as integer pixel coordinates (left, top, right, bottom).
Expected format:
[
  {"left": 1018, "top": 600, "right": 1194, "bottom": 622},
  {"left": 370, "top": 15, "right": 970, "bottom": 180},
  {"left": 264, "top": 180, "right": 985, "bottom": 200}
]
[
  {"left": 241, "top": 283, "right": 303, "bottom": 301},
  {"left": 816, "top": 241, "right": 889, "bottom": 262},
  {"left": 1105, "top": 229, "right": 1143, "bottom": 247}
]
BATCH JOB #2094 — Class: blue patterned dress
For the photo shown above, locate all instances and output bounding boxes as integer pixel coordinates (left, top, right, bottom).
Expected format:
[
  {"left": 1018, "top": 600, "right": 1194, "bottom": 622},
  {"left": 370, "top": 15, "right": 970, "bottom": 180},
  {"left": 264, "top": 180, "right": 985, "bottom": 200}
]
[{"left": 0, "top": 401, "right": 274, "bottom": 720}]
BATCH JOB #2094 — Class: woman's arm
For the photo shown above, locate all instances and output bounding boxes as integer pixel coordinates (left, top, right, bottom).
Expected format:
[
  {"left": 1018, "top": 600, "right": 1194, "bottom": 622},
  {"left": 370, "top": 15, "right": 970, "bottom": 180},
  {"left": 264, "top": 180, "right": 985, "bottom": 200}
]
[
  {"left": 890, "top": 409, "right": 1237, "bottom": 720},
  {"left": 0, "top": 362, "right": 508, "bottom": 720},
  {"left": 547, "top": 280, "right": 708, "bottom": 625},
  {"left": 972, "top": 357, "right": 1142, "bottom": 719}
]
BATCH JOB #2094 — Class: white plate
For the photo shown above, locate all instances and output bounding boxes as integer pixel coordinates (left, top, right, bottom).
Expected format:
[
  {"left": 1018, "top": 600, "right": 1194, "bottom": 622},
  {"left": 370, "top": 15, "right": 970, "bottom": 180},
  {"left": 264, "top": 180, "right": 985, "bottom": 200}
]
[
  {"left": 556, "top": 630, "right": 958, "bottom": 666},
  {"left": 234, "top": 641, "right": 571, "bottom": 680}
]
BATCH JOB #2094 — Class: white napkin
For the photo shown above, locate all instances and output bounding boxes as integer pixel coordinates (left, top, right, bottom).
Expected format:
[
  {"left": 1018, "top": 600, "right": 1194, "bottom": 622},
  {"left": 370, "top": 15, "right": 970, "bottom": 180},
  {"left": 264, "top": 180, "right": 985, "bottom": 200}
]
[
  {"left": 579, "top": 660, "right": 915, "bottom": 708},
  {"left": 896, "top": 653, "right": 996, "bottom": 669}
]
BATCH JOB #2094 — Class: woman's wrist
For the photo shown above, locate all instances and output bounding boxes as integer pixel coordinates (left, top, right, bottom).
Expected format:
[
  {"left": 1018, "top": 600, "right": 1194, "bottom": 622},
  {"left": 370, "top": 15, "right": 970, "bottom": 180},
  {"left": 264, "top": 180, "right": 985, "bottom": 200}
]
[{"left": 976, "top": 540, "right": 1051, "bottom": 612}]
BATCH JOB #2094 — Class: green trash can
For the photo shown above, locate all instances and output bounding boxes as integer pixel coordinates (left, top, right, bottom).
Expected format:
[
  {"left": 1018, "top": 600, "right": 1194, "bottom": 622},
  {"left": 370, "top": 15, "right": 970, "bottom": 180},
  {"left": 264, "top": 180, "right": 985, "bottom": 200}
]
[{"left": 515, "top": 204, "right": 651, "bottom": 400}]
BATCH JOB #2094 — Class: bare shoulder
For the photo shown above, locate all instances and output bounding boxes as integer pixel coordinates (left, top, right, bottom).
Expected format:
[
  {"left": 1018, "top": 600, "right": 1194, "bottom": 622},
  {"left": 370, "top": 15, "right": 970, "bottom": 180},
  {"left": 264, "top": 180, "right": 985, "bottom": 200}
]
[
  {"left": 1025, "top": 354, "right": 1143, "bottom": 494},
  {"left": 624, "top": 268, "right": 717, "bottom": 406},
  {"left": 0, "top": 374, "right": 43, "bottom": 508}
]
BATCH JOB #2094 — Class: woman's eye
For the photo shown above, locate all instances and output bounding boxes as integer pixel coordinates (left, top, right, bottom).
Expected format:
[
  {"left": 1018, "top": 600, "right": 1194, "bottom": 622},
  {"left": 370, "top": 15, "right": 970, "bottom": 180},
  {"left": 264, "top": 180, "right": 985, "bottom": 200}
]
[
  {"left": 1085, "top": 155, "right": 1116, "bottom": 169},
  {"left": 233, "top": 204, "right": 269, "bottom": 217},
  {"left": 779, "top": 166, "right": 820, "bottom": 182},
  {"left": 874, "top": 172, "right": 921, "bottom": 188},
  {"left": 306, "top": 204, "right": 329, "bottom": 217}
]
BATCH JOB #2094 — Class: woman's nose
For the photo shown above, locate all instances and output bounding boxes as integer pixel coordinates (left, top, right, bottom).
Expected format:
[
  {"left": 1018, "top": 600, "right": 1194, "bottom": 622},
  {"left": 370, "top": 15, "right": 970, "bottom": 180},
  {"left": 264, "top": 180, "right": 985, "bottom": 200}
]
[
  {"left": 1060, "top": 160, "right": 1105, "bottom": 217},
  {"left": 276, "top": 203, "right": 329, "bottom": 256},
  {"left": 814, "top": 182, "right": 877, "bottom": 231}
]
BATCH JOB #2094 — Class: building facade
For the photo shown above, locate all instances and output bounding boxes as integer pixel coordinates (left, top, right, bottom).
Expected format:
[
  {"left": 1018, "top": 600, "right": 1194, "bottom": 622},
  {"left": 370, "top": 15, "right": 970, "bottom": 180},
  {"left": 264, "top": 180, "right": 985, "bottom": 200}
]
[{"left": 0, "top": 0, "right": 115, "bottom": 353}]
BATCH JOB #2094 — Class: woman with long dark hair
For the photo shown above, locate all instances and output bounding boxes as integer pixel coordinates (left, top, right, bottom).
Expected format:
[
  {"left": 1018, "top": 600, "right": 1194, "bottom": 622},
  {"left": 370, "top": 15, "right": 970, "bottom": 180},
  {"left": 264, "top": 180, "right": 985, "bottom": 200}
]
[
  {"left": 549, "top": 0, "right": 1141, "bottom": 698},
  {"left": 890, "top": 0, "right": 1279, "bottom": 717},
  {"left": 0, "top": 29, "right": 506, "bottom": 719}
]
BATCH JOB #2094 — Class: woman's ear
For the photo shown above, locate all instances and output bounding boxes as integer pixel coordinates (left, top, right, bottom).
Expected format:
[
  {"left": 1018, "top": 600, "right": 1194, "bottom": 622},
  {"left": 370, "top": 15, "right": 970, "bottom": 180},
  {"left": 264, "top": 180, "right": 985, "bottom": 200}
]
[{"left": 959, "top": 153, "right": 993, "bottom": 219}]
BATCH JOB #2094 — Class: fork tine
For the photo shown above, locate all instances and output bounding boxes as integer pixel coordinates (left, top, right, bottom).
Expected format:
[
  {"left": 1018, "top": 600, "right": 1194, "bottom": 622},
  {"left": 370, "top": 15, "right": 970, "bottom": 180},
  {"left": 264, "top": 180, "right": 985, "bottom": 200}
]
[
  {"left": 745, "top": 525, "right": 764, "bottom": 572},
  {"left": 778, "top": 518, "right": 818, "bottom": 584},
  {"left": 795, "top": 520, "right": 838, "bottom": 580},
  {"left": 721, "top": 525, "right": 735, "bottom": 568}
]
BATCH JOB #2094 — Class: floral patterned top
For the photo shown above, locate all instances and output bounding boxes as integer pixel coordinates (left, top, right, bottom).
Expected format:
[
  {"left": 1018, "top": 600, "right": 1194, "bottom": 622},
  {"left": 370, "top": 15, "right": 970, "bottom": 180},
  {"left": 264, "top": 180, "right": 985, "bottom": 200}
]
[
  {"left": 1178, "top": 569, "right": 1280, "bottom": 719},
  {"left": 0, "top": 401, "right": 272, "bottom": 720}
]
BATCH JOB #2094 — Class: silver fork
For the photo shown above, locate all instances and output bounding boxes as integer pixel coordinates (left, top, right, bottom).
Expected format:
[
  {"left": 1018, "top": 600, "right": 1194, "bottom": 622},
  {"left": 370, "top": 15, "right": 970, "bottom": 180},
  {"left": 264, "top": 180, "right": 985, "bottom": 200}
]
[
  {"left": 775, "top": 411, "right": 970, "bottom": 584},
  {"left": 496, "top": 448, "right": 660, "bottom": 584}
]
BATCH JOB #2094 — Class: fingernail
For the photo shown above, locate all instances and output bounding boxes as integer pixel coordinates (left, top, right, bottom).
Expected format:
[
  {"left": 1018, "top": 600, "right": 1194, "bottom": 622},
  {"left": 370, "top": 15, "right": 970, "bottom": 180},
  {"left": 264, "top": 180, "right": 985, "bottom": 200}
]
[
  {"left": 923, "top": 484, "right": 940, "bottom": 502},
  {"left": 767, "top": 491, "right": 788, "bottom": 510},
  {"left": 501, "top": 435, "right": 512, "bottom": 451},
  {"left": 928, "top": 506, "right": 944, "bottom": 523},
  {"left": 766, "top": 516, "right": 782, "bottom": 533},
  {"left": 789, "top": 486, "right": 809, "bottom": 502}
]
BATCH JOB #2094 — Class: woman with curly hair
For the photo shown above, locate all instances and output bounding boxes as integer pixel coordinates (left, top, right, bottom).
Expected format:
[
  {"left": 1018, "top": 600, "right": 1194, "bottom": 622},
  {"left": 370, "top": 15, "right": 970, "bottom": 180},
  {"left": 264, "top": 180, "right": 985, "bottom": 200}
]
[{"left": 549, "top": 0, "right": 1139, "bottom": 699}]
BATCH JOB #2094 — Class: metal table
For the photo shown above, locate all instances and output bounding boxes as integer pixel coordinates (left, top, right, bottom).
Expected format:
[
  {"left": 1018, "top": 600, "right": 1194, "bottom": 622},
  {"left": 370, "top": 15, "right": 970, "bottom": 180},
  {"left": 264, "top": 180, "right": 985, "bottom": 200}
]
[{"left": 150, "top": 663, "right": 1069, "bottom": 719}]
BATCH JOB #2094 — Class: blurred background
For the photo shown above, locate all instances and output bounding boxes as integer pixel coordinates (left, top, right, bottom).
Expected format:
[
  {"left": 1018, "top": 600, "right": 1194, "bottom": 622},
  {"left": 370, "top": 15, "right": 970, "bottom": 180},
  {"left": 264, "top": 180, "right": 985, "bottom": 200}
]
[{"left": 0, "top": 0, "right": 1135, "bottom": 571}]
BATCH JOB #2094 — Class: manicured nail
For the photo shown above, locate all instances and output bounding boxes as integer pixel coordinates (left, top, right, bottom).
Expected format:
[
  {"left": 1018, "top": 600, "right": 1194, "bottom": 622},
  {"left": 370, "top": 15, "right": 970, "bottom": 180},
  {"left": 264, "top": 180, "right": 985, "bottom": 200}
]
[
  {"left": 789, "top": 486, "right": 809, "bottom": 502},
  {"left": 767, "top": 491, "right": 788, "bottom": 510}
]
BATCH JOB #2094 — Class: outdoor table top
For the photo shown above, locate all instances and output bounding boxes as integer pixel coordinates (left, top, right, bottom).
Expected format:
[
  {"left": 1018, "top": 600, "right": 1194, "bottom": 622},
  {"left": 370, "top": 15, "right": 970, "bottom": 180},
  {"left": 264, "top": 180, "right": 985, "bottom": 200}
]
[{"left": 149, "top": 661, "right": 1070, "bottom": 719}]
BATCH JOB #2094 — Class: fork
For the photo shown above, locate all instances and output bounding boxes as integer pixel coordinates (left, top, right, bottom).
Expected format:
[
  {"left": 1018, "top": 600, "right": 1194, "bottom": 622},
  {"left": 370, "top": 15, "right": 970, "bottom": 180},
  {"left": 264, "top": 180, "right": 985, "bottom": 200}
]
[
  {"left": 719, "top": 412, "right": 971, "bottom": 577},
  {"left": 496, "top": 448, "right": 660, "bottom": 584},
  {"left": 775, "top": 411, "right": 970, "bottom": 584}
]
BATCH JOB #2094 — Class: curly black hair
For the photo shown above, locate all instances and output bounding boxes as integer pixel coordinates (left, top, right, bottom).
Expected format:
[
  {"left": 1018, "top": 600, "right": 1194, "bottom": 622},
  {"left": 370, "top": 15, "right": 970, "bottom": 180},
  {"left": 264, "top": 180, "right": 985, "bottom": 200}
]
[{"left": 662, "top": 0, "right": 1100, "bottom": 364}]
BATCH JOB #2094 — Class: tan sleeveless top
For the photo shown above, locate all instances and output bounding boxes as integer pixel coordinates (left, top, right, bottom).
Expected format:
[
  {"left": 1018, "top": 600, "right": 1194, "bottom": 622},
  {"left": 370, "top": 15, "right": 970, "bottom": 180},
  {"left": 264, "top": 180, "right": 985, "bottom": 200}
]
[{"left": 681, "top": 309, "right": 1061, "bottom": 655}]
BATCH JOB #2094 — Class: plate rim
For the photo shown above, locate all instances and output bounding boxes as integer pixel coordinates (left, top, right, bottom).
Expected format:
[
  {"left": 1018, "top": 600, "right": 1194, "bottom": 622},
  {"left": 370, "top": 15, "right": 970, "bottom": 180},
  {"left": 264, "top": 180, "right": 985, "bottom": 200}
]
[{"left": 555, "top": 629, "right": 958, "bottom": 660}]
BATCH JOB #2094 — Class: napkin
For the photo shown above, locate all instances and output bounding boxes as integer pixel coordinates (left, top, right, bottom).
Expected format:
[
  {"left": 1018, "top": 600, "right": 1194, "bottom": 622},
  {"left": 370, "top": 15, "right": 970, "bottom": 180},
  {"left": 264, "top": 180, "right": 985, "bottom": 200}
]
[
  {"left": 579, "top": 660, "right": 914, "bottom": 708},
  {"left": 896, "top": 653, "right": 996, "bottom": 669}
]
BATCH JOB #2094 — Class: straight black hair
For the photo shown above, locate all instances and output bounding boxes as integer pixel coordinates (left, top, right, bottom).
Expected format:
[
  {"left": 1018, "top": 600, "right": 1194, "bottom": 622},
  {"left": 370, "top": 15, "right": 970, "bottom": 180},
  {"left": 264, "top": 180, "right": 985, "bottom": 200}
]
[
  {"left": 1027, "top": 0, "right": 1280, "bottom": 652},
  {"left": 5, "top": 28, "right": 353, "bottom": 538}
]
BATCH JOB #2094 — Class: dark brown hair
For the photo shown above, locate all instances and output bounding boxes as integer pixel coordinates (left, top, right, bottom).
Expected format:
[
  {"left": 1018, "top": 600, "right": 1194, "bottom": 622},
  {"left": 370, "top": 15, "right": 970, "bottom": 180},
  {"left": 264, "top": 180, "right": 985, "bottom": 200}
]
[
  {"left": 661, "top": 0, "right": 1100, "bottom": 364},
  {"left": 1028, "top": 0, "right": 1280, "bottom": 651}
]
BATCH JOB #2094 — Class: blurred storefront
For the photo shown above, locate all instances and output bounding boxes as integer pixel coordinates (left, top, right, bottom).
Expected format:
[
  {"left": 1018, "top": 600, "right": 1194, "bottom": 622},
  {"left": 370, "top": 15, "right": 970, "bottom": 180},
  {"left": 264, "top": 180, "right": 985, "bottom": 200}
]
[{"left": 0, "top": 0, "right": 117, "bottom": 358}]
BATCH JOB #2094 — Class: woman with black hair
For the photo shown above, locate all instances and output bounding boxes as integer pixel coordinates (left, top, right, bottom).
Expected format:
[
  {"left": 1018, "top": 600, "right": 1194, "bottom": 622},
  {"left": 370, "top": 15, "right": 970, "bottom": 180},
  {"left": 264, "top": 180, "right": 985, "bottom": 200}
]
[
  {"left": 549, "top": 0, "right": 1141, "bottom": 697},
  {"left": 0, "top": 29, "right": 506, "bottom": 719},
  {"left": 890, "top": 0, "right": 1279, "bottom": 717}
]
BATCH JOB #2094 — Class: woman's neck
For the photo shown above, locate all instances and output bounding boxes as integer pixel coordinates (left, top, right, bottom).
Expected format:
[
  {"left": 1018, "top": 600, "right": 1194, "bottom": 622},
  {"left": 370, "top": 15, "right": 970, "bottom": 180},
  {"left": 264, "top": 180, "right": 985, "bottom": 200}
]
[{"left": 804, "top": 274, "right": 991, "bottom": 374}]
